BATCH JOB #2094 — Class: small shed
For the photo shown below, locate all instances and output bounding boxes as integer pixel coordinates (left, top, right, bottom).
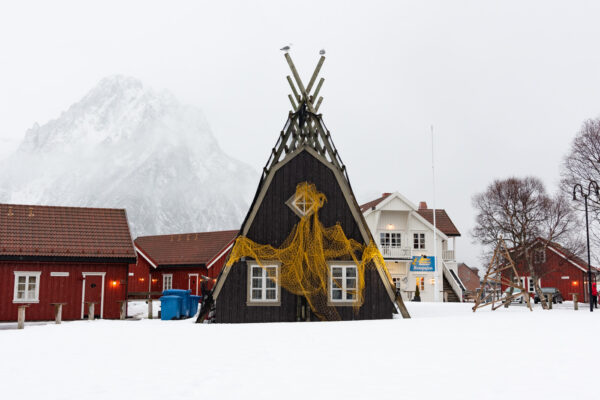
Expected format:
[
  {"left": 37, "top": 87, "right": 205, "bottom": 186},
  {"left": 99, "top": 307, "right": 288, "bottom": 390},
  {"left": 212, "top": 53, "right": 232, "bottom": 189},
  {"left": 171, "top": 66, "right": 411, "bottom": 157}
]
[
  {"left": 0, "top": 203, "right": 136, "bottom": 321},
  {"left": 131, "top": 230, "right": 237, "bottom": 297}
]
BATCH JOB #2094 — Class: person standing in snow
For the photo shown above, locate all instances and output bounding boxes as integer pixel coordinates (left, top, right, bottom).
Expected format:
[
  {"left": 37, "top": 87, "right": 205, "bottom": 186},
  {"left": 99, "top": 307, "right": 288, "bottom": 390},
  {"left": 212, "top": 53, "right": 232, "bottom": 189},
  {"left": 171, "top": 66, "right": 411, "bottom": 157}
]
[{"left": 592, "top": 282, "right": 598, "bottom": 309}]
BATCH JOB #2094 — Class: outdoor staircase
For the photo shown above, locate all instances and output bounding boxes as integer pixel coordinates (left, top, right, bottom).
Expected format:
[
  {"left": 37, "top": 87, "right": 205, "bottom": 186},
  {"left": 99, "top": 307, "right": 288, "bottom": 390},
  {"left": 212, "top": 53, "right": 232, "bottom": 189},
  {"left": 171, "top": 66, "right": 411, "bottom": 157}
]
[{"left": 443, "top": 275, "right": 460, "bottom": 302}]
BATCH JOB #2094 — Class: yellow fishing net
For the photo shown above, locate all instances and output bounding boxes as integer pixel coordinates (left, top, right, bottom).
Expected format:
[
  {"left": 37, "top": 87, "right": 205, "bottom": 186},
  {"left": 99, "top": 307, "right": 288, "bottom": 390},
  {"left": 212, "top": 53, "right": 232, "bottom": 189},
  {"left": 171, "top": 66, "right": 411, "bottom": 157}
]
[{"left": 226, "top": 182, "right": 394, "bottom": 321}]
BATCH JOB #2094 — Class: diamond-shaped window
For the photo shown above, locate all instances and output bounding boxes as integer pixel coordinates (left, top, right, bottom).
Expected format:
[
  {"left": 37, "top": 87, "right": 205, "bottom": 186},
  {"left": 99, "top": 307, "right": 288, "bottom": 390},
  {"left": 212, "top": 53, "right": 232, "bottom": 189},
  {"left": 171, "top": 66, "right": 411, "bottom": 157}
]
[{"left": 286, "top": 192, "right": 316, "bottom": 217}]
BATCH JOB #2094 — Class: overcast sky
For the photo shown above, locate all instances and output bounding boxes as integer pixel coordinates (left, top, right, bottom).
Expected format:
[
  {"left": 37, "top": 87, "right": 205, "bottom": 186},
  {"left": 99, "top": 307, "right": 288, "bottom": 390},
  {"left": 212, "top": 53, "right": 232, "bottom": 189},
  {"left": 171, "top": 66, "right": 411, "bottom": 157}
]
[{"left": 1, "top": 0, "right": 600, "bottom": 268}]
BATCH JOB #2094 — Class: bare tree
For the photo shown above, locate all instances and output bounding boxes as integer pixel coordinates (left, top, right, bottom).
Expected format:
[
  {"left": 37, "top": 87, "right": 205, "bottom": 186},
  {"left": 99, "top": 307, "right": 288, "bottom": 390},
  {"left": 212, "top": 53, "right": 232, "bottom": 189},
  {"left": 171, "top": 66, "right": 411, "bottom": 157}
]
[
  {"left": 472, "top": 177, "right": 580, "bottom": 309},
  {"left": 561, "top": 117, "right": 600, "bottom": 249}
]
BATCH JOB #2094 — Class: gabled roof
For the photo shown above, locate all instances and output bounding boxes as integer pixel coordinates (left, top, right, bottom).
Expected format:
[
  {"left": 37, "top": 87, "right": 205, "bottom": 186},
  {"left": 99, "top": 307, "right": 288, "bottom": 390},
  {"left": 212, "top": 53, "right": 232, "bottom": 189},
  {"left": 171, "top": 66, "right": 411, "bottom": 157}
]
[
  {"left": 416, "top": 209, "right": 461, "bottom": 237},
  {"left": 0, "top": 203, "right": 135, "bottom": 260},
  {"left": 532, "top": 238, "right": 599, "bottom": 273},
  {"left": 134, "top": 230, "right": 238, "bottom": 267},
  {"left": 359, "top": 192, "right": 461, "bottom": 237},
  {"left": 213, "top": 54, "right": 409, "bottom": 319},
  {"left": 359, "top": 193, "right": 391, "bottom": 212}
]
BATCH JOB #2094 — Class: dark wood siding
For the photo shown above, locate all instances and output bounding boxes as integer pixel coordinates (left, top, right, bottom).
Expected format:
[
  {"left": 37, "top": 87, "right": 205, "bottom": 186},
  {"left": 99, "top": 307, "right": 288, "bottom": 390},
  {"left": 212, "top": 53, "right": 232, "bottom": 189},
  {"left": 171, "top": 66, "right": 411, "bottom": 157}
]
[{"left": 216, "top": 150, "right": 393, "bottom": 322}]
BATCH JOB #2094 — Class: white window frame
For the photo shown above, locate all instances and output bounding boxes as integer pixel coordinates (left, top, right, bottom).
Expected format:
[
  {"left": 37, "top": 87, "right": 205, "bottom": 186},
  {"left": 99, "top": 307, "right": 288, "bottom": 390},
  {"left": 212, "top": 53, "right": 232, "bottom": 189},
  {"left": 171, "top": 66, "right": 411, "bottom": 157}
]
[
  {"left": 380, "top": 232, "right": 402, "bottom": 248},
  {"left": 286, "top": 192, "right": 317, "bottom": 218},
  {"left": 163, "top": 274, "right": 173, "bottom": 291},
  {"left": 528, "top": 277, "right": 535, "bottom": 293},
  {"left": 248, "top": 264, "right": 279, "bottom": 304},
  {"left": 413, "top": 233, "right": 426, "bottom": 250},
  {"left": 13, "top": 271, "right": 41, "bottom": 303},
  {"left": 329, "top": 263, "right": 358, "bottom": 304}
]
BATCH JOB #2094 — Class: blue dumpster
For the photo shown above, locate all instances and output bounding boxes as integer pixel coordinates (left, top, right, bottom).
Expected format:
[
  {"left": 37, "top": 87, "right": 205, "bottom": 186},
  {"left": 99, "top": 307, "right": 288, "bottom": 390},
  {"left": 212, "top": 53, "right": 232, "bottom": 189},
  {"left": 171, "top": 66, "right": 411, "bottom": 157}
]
[
  {"left": 163, "top": 289, "right": 191, "bottom": 318},
  {"left": 190, "top": 295, "right": 202, "bottom": 317},
  {"left": 159, "top": 295, "right": 182, "bottom": 320}
]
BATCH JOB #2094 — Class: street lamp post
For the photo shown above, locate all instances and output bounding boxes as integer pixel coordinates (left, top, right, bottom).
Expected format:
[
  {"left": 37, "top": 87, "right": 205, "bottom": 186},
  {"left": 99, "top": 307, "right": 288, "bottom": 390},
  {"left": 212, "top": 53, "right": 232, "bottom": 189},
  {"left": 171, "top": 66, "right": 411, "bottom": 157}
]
[{"left": 573, "top": 181, "right": 599, "bottom": 312}]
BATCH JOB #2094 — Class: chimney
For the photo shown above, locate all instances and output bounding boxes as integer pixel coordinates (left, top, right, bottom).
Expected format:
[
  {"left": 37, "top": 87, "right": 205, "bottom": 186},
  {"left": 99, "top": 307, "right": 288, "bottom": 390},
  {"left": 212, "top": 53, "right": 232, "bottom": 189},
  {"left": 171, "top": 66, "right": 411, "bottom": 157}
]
[{"left": 419, "top": 201, "right": 428, "bottom": 210}]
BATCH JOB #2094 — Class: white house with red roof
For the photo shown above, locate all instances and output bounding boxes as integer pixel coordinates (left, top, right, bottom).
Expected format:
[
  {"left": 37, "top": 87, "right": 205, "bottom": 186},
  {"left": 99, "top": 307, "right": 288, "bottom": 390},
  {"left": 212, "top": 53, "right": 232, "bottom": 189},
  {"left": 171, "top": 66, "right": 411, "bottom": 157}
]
[{"left": 360, "top": 192, "right": 465, "bottom": 302}]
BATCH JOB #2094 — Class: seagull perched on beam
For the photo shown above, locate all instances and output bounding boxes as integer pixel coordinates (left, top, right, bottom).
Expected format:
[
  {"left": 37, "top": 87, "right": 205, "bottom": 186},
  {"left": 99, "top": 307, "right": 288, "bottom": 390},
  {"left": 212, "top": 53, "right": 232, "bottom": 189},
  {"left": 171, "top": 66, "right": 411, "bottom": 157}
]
[
  {"left": 319, "top": 49, "right": 326, "bottom": 55},
  {"left": 280, "top": 44, "right": 292, "bottom": 52}
]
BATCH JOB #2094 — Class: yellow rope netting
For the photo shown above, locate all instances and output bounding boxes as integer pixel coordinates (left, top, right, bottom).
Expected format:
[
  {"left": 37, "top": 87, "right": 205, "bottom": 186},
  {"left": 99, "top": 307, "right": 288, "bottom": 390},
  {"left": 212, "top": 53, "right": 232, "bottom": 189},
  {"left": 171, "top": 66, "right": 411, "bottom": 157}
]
[{"left": 226, "top": 182, "right": 393, "bottom": 321}]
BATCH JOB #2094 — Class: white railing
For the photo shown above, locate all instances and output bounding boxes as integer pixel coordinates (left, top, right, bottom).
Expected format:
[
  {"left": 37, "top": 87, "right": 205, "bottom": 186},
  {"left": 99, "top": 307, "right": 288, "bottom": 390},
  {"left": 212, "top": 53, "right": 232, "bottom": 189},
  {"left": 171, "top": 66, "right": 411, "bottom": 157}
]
[
  {"left": 442, "top": 261, "right": 465, "bottom": 302},
  {"left": 442, "top": 250, "right": 455, "bottom": 261},
  {"left": 379, "top": 246, "right": 412, "bottom": 259}
]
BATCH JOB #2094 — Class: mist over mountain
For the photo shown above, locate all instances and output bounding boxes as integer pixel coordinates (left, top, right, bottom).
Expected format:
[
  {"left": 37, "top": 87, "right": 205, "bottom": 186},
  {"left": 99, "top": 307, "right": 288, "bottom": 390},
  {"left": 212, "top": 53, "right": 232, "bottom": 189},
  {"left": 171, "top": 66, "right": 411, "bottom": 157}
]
[{"left": 0, "top": 75, "right": 258, "bottom": 236}]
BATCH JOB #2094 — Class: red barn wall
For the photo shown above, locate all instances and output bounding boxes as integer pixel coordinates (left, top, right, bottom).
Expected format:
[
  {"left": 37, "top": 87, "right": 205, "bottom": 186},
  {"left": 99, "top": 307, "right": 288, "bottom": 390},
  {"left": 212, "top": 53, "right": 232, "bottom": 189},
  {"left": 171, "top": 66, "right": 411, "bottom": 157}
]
[
  {"left": 205, "top": 249, "right": 231, "bottom": 290},
  {"left": 149, "top": 267, "right": 208, "bottom": 296},
  {"left": 128, "top": 246, "right": 232, "bottom": 298},
  {"left": 0, "top": 260, "right": 128, "bottom": 321},
  {"left": 500, "top": 248, "right": 590, "bottom": 302},
  {"left": 128, "top": 256, "right": 152, "bottom": 293}
]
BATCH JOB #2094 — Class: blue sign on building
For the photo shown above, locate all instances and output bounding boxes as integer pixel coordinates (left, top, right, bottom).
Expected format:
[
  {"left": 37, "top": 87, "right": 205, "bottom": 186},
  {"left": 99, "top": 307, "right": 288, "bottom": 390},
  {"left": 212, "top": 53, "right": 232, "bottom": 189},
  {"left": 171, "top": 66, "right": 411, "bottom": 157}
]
[{"left": 410, "top": 256, "right": 436, "bottom": 272}]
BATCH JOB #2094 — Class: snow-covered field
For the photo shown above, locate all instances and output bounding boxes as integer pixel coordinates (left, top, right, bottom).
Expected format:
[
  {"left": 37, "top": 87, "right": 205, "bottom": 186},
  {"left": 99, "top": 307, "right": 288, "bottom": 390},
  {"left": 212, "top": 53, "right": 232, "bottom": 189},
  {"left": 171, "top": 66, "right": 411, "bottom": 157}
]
[{"left": 1, "top": 302, "right": 598, "bottom": 400}]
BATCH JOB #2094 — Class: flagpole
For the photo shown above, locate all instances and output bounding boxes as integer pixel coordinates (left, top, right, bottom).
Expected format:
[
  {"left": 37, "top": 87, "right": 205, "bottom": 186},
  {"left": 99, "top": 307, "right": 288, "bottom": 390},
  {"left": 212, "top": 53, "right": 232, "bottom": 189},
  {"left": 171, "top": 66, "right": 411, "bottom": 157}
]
[{"left": 431, "top": 125, "right": 439, "bottom": 302}]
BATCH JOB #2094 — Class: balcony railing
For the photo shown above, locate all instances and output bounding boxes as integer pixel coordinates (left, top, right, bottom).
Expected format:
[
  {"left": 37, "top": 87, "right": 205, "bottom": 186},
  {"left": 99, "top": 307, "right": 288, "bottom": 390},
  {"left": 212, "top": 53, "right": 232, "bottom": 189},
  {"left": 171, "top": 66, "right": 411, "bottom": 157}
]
[
  {"left": 442, "top": 250, "right": 455, "bottom": 261},
  {"left": 380, "top": 246, "right": 412, "bottom": 259}
]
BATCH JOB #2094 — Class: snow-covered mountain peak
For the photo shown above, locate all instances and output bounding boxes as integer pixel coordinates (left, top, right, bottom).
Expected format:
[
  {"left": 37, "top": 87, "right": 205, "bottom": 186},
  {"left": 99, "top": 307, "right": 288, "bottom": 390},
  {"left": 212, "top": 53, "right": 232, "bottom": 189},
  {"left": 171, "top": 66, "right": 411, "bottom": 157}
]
[
  {"left": 1, "top": 76, "right": 257, "bottom": 236},
  {"left": 19, "top": 75, "right": 211, "bottom": 155}
]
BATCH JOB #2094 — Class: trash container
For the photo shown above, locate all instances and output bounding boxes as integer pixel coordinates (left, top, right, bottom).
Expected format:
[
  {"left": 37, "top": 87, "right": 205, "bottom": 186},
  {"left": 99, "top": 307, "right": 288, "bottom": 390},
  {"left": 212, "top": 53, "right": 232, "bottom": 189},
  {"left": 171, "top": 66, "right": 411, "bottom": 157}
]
[
  {"left": 190, "top": 295, "right": 202, "bottom": 317},
  {"left": 159, "top": 295, "right": 182, "bottom": 320},
  {"left": 163, "top": 289, "right": 191, "bottom": 318}
]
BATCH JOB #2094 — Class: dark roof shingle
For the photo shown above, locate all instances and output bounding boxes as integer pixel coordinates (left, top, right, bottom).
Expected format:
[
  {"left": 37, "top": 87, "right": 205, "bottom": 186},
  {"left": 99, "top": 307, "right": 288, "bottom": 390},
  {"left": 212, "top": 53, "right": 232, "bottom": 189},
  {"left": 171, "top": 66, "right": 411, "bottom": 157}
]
[
  {"left": 359, "top": 193, "right": 391, "bottom": 212},
  {"left": 135, "top": 230, "right": 238, "bottom": 266},
  {"left": 417, "top": 209, "right": 461, "bottom": 237},
  {"left": 0, "top": 203, "right": 135, "bottom": 259}
]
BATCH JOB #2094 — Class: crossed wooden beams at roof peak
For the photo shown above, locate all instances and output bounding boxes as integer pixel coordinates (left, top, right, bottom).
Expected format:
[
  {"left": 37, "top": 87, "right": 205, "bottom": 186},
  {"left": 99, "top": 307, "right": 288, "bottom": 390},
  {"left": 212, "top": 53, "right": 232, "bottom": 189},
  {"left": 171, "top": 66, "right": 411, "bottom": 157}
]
[{"left": 284, "top": 53, "right": 325, "bottom": 114}]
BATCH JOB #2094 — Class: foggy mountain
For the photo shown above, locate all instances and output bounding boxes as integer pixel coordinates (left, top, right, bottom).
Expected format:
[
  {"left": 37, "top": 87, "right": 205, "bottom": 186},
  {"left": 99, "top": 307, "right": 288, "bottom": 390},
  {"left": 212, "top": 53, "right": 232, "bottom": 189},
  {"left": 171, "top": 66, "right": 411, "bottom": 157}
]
[{"left": 0, "top": 75, "right": 258, "bottom": 236}]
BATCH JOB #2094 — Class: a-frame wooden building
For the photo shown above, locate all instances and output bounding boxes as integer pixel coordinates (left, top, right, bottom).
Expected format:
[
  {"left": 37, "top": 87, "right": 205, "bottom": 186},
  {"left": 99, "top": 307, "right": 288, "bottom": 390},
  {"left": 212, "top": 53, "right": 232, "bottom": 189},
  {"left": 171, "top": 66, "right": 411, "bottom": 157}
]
[{"left": 210, "top": 53, "right": 409, "bottom": 323}]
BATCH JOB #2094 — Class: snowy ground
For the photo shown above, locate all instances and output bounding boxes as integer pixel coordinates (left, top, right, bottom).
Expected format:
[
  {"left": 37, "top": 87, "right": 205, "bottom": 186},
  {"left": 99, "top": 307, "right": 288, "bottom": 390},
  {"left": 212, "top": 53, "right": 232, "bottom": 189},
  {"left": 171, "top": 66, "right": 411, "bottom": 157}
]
[{"left": 1, "top": 302, "right": 598, "bottom": 400}]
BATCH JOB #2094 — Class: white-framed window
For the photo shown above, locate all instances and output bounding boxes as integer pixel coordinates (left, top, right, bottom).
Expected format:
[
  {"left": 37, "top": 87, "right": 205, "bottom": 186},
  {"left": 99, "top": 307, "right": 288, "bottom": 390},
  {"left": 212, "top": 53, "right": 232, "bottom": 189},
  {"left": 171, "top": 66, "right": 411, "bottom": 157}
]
[
  {"left": 329, "top": 264, "right": 358, "bottom": 302},
  {"left": 528, "top": 277, "right": 535, "bottom": 293},
  {"left": 13, "top": 271, "right": 41, "bottom": 303},
  {"left": 413, "top": 233, "right": 426, "bottom": 249},
  {"left": 163, "top": 274, "right": 173, "bottom": 291},
  {"left": 380, "top": 232, "right": 401, "bottom": 248},
  {"left": 533, "top": 248, "right": 546, "bottom": 264},
  {"left": 249, "top": 265, "right": 279, "bottom": 302}
]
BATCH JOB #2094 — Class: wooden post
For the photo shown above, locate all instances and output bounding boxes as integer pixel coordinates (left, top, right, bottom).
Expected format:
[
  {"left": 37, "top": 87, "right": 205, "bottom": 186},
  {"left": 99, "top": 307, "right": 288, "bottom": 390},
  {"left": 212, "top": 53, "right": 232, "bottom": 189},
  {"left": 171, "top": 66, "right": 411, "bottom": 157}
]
[
  {"left": 148, "top": 299, "right": 153, "bottom": 319},
  {"left": 88, "top": 302, "right": 95, "bottom": 320},
  {"left": 546, "top": 294, "right": 552, "bottom": 310},
  {"left": 17, "top": 305, "right": 29, "bottom": 329},
  {"left": 443, "top": 291, "right": 449, "bottom": 302},
  {"left": 118, "top": 301, "right": 126, "bottom": 320},
  {"left": 51, "top": 303, "right": 65, "bottom": 324},
  {"left": 572, "top": 293, "right": 578, "bottom": 310}
]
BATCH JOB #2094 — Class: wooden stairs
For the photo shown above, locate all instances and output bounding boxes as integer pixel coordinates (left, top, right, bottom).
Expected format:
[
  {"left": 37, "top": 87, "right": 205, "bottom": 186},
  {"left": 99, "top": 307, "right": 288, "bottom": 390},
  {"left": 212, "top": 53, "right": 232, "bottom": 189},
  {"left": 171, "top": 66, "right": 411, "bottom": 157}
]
[{"left": 443, "top": 275, "right": 460, "bottom": 302}]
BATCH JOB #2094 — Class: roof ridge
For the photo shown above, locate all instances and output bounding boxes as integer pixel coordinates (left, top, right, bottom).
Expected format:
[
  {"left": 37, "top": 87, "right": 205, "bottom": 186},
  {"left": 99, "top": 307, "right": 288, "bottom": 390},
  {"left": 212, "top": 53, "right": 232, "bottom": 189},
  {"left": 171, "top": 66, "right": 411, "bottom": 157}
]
[{"left": 0, "top": 203, "right": 127, "bottom": 212}]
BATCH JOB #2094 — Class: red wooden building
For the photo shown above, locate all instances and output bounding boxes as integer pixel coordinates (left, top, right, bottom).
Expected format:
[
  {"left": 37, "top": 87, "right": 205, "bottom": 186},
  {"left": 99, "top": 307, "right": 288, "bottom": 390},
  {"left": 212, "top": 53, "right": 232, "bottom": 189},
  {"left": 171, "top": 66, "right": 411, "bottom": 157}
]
[
  {"left": 0, "top": 203, "right": 136, "bottom": 321},
  {"left": 130, "top": 230, "right": 237, "bottom": 297},
  {"left": 501, "top": 239, "right": 600, "bottom": 302}
]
